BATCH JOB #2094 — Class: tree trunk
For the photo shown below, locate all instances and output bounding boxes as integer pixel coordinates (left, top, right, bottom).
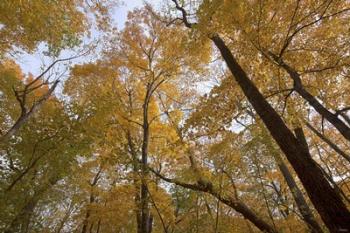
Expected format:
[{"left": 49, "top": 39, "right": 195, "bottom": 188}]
[
  {"left": 139, "top": 95, "right": 152, "bottom": 233},
  {"left": 56, "top": 201, "right": 74, "bottom": 233},
  {"left": 275, "top": 153, "right": 323, "bottom": 233},
  {"left": 211, "top": 34, "right": 350, "bottom": 232},
  {"left": 268, "top": 53, "right": 350, "bottom": 142},
  {"left": 305, "top": 122, "right": 350, "bottom": 163},
  {"left": 82, "top": 167, "right": 102, "bottom": 233},
  {"left": 81, "top": 208, "right": 91, "bottom": 233},
  {"left": 5, "top": 198, "right": 37, "bottom": 233},
  {"left": 263, "top": 127, "right": 324, "bottom": 232},
  {"left": 96, "top": 219, "right": 101, "bottom": 233},
  {"left": 0, "top": 81, "right": 59, "bottom": 143},
  {"left": 5, "top": 177, "right": 59, "bottom": 233}
]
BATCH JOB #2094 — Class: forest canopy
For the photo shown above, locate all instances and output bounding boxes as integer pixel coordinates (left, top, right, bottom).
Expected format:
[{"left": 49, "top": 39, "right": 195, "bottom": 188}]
[{"left": 0, "top": 0, "right": 349, "bottom": 233}]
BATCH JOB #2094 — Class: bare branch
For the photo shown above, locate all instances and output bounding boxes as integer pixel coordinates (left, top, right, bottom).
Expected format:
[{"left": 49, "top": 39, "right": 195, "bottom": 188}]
[{"left": 171, "top": 0, "right": 194, "bottom": 28}]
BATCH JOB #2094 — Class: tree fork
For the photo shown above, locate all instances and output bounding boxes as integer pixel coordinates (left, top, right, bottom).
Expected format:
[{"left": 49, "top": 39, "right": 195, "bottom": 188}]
[{"left": 210, "top": 34, "right": 350, "bottom": 232}]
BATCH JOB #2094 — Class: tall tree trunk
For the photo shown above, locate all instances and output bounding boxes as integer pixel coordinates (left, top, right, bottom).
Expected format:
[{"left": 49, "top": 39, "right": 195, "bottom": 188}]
[
  {"left": 139, "top": 87, "right": 152, "bottom": 233},
  {"left": 126, "top": 132, "right": 143, "bottom": 233},
  {"left": 81, "top": 167, "right": 102, "bottom": 233},
  {"left": 211, "top": 34, "right": 350, "bottom": 232},
  {"left": 96, "top": 219, "right": 101, "bottom": 233},
  {"left": 81, "top": 209, "right": 91, "bottom": 233},
  {"left": 275, "top": 153, "right": 323, "bottom": 233},
  {"left": 251, "top": 153, "right": 278, "bottom": 231},
  {"left": 263, "top": 126, "right": 324, "bottom": 233},
  {"left": 56, "top": 200, "right": 74, "bottom": 233}
]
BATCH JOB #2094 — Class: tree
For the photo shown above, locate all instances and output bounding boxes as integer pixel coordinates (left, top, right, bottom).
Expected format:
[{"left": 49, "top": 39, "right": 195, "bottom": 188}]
[
  {"left": 166, "top": 0, "right": 350, "bottom": 232},
  {"left": 0, "top": 77, "right": 89, "bottom": 232},
  {"left": 0, "top": 0, "right": 114, "bottom": 56},
  {"left": 0, "top": 0, "right": 116, "bottom": 143},
  {"left": 1, "top": 1, "right": 350, "bottom": 232}
]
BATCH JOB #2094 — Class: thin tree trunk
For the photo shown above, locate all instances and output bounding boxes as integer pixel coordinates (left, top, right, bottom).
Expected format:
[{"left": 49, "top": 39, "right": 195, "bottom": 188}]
[
  {"left": 127, "top": 131, "right": 143, "bottom": 233},
  {"left": 89, "top": 223, "right": 94, "bottom": 233},
  {"left": 6, "top": 153, "right": 44, "bottom": 192},
  {"left": 139, "top": 87, "right": 152, "bottom": 233},
  {"left": 305, "top": 122, "right": 350, "bottom": 163},
  {"left": 270, "top": 181, "right": 289, "bottom": 218},
  {"left": 263, "top": 126, "right": 324, "bottom": 233},
  {"left": 56, "top": 200, "right": 74, "bottom": 233},
  {"left": 252, "top": 153, "right": 278, "bottom": 232},
  {"left": 5, "top": 199, "right": 37, "bottom": 233},
  {"left": 268, "top": 53, "right": 350, "bottom": 142},
  {"left": 81, "top": 167, "right": 102, "bottom": 233},
  {"left": 275, "top": 153, "right": 323, "bottom": 233},
  {"left": 96, "top": 219, "right": 101, "bottom": 233},
  {"left": 1, "top": 55, "right": 84, "bottom": 143}
]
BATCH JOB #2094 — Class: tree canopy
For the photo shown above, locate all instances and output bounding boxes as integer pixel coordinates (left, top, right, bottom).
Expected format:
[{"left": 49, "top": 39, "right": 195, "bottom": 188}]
[{"left": 0, "top": 1, "right": 349, "bottom": 233}]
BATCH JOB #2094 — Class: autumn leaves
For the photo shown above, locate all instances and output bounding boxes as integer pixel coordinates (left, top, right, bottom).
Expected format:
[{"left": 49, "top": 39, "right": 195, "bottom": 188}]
[{"left": 1, "top": 0, "right": 350, "bottom": 232}]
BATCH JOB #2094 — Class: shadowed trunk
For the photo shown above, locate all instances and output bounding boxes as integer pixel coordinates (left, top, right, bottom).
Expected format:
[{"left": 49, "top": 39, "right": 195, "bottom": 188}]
[
  {"left": 275, "top": 153, "right": 323, "bottom": 233},
  {"left": 263, "top": 127, "right": 324, "bottom": 232},
  {"left": 139, "top": 85, "right": 152, "bottom": 233},
  {"left": 81, "top": 167, "right": 102, "bottom": 233},
  {"left": 268, "top": 53, "right": 350, "bottom": 142},
  {"left": 211, "top": 34, "right": 350, "bottom": 232},
  {"left": 305, "top": 122, "right": 350, "bottom": 163}
]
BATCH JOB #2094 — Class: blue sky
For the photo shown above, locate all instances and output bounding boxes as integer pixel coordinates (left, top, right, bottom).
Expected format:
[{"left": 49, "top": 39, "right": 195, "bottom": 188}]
[{"left": 18, "top": 0, "right": 162, "bottom": 76}]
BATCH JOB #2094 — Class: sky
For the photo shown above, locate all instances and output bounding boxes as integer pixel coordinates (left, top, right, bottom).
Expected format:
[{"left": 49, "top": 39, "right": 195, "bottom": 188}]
[
  {"left": 18, "top": 0, "right": 162, "bottom": 76},
  {"left": 115, "top": 0, "right": 158, "bottom": 28}
]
